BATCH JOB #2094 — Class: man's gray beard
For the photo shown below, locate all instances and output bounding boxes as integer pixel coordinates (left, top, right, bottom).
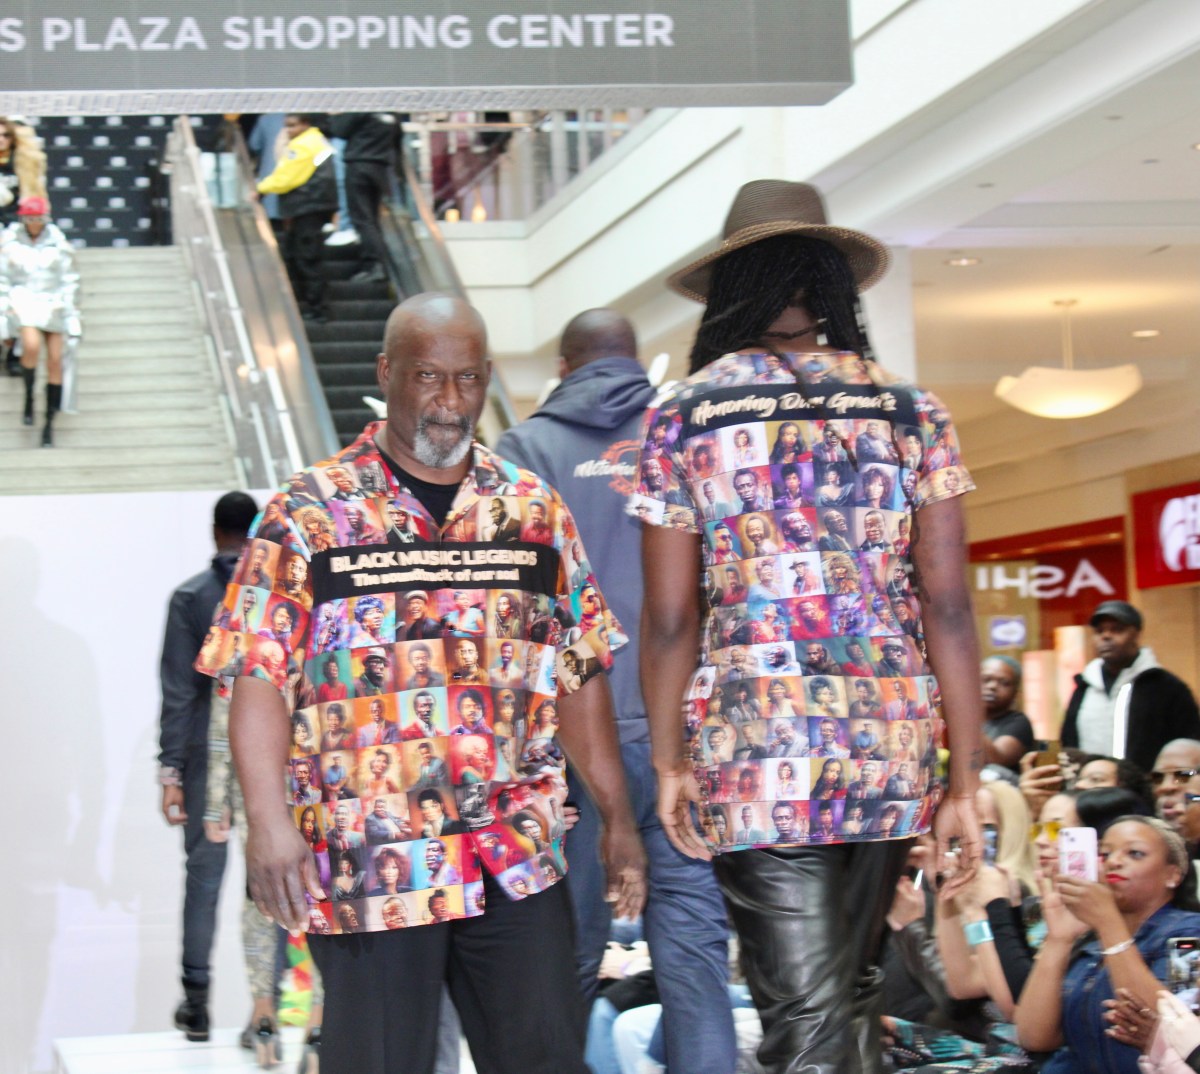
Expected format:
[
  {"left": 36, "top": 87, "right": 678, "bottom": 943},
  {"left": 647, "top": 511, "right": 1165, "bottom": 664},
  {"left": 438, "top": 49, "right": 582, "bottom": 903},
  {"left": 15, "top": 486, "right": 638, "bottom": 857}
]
[{"left": 413, "top": 413, "right": 474, "bottom": 469}]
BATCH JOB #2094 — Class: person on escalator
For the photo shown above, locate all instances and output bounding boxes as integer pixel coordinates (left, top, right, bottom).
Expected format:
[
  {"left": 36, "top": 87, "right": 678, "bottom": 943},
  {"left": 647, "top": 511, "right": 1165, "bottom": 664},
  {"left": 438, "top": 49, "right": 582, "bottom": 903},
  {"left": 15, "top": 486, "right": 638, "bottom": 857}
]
[
  {"left": 326, "top": 113, "right": 401, "bottom": 283},
  {"left": 254, "top": 114, "right": 338, "bottom": 324}
]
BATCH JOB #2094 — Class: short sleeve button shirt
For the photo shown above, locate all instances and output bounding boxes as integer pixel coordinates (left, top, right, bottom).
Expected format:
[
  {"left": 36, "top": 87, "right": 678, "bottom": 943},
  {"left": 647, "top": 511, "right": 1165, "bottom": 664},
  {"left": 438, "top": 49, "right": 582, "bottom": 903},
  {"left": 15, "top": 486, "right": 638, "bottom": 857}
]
[
  {"left": 629, "top": 351, "right": 973, "bottom": 854},
  {"left": 197, "top": 422, "right": 622, "bottom": 934}
]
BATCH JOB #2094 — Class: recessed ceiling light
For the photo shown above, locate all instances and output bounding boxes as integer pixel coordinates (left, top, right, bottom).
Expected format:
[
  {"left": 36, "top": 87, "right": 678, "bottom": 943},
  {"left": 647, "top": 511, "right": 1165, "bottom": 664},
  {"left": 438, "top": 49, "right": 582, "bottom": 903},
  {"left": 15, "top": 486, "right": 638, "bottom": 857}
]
[
  {"left": 1131, "top": 329, "right": 1160, "bottom": 339},
  {"left": 945, "top": 255, "right": 980, "bottom": 267},
  {"left": 977, "top": 182, "right": 995, "bottom": 189},
  {"left": 1106, "top": 115, "right": 1123, "bottom": 121},
  {"left": 1143, "top": 158, "right": 1160, "bottom": 165},
  {"left": 1193, "top": 142, "right": 1200, "bottom": 151}
]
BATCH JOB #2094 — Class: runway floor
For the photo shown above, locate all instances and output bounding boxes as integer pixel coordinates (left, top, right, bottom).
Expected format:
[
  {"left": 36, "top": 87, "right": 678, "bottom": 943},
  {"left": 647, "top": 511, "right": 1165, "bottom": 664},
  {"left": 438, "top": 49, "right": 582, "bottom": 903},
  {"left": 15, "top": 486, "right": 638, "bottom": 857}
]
[{"left": 54, "top": 1028, "right": 477, "bottom": 1074}]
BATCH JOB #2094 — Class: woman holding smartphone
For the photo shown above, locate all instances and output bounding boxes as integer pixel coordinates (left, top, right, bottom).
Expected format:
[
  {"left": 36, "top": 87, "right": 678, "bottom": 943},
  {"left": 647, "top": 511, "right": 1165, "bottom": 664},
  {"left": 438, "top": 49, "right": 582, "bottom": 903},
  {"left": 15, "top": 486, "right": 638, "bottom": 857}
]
[{"left": 1016, "top": 816, "right": 1200, "bottom": 1072}]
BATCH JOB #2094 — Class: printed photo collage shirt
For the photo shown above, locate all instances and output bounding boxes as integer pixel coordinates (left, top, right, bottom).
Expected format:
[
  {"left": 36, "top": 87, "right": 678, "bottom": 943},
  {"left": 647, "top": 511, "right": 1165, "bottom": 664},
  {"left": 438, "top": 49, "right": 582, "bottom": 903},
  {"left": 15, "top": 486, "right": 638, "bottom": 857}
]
[
  {"left": 196, "top": 423, "right": 622, "bottom": 935},
  {"left": 629, "top": 351, "right": 973, "bottom": 853}
]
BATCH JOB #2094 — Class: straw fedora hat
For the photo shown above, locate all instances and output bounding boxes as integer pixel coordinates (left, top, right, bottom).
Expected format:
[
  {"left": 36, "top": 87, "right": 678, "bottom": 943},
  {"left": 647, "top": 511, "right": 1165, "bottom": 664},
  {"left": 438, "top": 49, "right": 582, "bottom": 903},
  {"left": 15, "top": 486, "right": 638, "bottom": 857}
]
[{"left": 667, "top": 179, "right": 891, "bottom": 302}]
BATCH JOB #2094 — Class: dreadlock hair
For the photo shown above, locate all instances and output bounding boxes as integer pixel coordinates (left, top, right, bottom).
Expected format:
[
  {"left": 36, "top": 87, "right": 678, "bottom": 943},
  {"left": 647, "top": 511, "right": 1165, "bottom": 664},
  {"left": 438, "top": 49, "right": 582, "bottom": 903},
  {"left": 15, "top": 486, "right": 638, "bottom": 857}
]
[{"left": 688, "top": 235, "right": 874, "bottom": 375}]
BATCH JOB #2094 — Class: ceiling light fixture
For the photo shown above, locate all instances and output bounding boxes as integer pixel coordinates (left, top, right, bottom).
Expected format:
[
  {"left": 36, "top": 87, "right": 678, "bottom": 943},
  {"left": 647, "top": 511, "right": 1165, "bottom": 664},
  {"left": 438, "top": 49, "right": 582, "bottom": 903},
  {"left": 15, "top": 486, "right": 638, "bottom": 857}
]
[
  {"left": 945, "top": 254, "right": 980, "bottom": 267},
  {"left": 994, "top": 299, "right": 1142, "bottom": 419},
  {"left": 1131, "top": 329, "right": 1160, "bottom": 339}
]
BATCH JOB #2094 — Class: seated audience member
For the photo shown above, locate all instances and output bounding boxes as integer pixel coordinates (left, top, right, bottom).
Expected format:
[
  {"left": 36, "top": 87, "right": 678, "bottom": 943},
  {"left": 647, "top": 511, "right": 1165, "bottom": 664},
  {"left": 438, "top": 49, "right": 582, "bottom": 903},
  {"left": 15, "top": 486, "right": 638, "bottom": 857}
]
[
  {"left": 1016, "top": 816, "right": 1200, "bottom": 1072},
  {"left": 1074, "top": 753, "right": 1157, "bottom": 812}
]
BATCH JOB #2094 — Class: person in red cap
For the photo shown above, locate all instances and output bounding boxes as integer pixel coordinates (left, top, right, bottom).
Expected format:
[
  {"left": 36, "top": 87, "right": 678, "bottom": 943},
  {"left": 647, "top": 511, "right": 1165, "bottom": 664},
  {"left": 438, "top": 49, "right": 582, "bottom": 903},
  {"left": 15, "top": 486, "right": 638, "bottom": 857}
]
[{"left": 0, "top": 193, "right": 78, "bottom": 445}]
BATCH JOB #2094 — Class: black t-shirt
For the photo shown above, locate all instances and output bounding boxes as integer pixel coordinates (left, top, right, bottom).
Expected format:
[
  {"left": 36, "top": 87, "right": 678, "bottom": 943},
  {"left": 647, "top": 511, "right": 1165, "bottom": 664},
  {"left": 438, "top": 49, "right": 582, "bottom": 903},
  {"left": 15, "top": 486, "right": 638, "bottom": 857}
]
[
  {"left": 377, "top": 445, "right": 459, "bottom": 529},
  {"left": 984, "top": 709, "right": 1035, "bottom": 766}
]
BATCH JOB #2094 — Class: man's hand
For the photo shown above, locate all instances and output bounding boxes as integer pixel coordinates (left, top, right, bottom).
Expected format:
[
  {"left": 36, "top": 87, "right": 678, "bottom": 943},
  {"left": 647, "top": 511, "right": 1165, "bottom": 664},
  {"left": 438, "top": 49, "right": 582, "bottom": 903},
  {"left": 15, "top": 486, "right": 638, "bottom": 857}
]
[
  {"left": 161, "top": 785, "right": 187, "bottom": 826},
  {"left": 656, "top": 767, "right": 712, "bottom": 861},
  {"left": 933, "top": 794, "right": 982, "bottom": 901},
  {"left": 601, "top": 818, "right": 647, "bottom": 920},
  {"left": 245, "top": 818, "right": 325, "bottom": 932}
]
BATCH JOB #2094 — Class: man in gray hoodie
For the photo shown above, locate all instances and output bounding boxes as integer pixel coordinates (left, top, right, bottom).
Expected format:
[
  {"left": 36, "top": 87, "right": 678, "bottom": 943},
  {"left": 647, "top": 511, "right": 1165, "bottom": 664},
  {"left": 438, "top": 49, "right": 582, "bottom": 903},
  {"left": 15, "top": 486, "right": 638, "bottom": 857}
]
[
  {"left": 496, "top": 310, "right": 736, "bottom": 1074},
  {"left": 1061, "top": 599, "right": 1200, "bottom": 773}
]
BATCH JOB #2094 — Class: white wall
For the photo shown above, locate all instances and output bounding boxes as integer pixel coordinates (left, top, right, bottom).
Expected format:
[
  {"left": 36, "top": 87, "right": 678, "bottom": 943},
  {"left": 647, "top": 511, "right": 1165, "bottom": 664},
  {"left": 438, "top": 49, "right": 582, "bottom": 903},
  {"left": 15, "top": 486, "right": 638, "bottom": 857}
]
[{"left": 0, "top": 488, "right": 266, "bottom": 1074}]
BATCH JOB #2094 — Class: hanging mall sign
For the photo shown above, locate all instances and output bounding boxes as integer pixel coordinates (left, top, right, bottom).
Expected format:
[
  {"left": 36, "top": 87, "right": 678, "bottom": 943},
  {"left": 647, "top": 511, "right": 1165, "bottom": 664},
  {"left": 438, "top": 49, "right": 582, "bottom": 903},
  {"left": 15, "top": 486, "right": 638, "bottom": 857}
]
[
  {"left": 1132, "top": 481, "right": 1200, "bottom": 590},
  {"left": 0, "top": 2, "right": 851, "bottom": 115}
]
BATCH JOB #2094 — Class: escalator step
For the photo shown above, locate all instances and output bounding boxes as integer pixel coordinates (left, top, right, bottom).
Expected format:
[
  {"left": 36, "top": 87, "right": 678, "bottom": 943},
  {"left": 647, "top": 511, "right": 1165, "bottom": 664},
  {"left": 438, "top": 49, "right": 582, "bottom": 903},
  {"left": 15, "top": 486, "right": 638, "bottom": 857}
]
[
  {"left": 317, "top": 362, "right": 378, "bottom": 387},
  {"left": 333, "top": 406, "right": 376, "bottom": 432},
  {"left": 327, "top": 279, "right": 390, "bottom": 301},
  {"left": 325, "top": 385, "right": 380, "bottom": 409},
  {"left": 305, "top": 319, "right": 382, "bottom": 343},
  {"left": 328, "top": 299, "right": 394, "bottom": 320},
  {"left": 310, "top": 340, "right": 380, "bottom": 363}
]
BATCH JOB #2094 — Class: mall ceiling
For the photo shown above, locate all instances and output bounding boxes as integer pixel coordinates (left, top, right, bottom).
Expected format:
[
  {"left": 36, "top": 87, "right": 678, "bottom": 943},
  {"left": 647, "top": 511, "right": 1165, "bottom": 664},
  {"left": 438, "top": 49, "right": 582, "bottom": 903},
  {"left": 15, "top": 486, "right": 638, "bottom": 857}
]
[{"left": 650, "top": 2, "right": 1199, "bottom": 497}]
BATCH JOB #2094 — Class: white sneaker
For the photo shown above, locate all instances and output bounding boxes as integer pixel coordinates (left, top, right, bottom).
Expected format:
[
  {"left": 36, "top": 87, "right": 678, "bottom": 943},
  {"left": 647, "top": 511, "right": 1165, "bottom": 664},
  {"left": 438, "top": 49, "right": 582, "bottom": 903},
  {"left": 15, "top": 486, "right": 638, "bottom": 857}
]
[{"left": 325, "top": 229, "right": 360, "bottom": 246}]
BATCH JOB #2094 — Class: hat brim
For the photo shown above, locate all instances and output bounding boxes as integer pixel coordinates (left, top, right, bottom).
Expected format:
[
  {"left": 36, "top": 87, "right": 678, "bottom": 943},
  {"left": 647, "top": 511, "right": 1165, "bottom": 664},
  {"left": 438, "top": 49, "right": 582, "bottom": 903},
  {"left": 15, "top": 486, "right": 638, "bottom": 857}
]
[{"left": 667, "top": 222, "right": 891, "bottom": 303}]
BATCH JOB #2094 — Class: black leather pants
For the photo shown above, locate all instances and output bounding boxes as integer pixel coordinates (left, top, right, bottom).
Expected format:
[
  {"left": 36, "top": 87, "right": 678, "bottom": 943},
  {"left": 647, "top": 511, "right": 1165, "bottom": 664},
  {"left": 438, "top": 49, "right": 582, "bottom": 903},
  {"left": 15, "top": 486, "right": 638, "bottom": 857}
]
[{"left": 715, "top": 839, "right": 912, "bottom": 1074}]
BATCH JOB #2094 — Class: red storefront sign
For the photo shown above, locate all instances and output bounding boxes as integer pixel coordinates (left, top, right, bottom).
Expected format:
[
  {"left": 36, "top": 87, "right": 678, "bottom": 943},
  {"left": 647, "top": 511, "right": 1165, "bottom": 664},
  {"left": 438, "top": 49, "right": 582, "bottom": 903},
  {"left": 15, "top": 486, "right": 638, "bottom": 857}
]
[
  {"left": 1132, "top": 481, "right": 1200, "bottom": 590},
  {"left": 970, "top": 517, "right": 1127, "bottom": 652}
]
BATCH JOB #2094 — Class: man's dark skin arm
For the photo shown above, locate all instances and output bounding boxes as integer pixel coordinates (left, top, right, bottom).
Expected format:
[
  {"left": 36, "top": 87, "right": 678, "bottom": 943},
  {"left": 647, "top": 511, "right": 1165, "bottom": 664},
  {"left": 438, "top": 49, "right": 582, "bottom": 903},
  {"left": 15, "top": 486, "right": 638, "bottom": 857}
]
[
  {"left": 556, "top": 674, "right": 647, "bottom": 919},
  {"left": 231, "top": 676, "right": 325, "bottom": 931},
  {"left": 639, "top": 524, "right": 712, "bottom": 860},
  {"left": 911, "top": 497, "right": 984, "bottom": 899}
]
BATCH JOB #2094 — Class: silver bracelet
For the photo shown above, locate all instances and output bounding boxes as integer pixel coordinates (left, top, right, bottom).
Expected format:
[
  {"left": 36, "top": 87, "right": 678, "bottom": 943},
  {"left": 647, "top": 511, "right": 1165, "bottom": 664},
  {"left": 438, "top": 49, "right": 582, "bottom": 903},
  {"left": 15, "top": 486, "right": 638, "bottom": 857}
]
[{"left": 1100, "top": 938, "right": 1134, "bottom": 957}]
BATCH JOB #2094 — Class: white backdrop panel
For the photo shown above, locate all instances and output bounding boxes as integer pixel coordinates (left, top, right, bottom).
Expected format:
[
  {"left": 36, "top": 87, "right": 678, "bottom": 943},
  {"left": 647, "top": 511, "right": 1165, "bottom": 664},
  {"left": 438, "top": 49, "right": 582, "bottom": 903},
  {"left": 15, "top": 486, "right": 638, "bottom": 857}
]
[{"left": 0, "top": 487, "right": 271, "bottom": 1074}]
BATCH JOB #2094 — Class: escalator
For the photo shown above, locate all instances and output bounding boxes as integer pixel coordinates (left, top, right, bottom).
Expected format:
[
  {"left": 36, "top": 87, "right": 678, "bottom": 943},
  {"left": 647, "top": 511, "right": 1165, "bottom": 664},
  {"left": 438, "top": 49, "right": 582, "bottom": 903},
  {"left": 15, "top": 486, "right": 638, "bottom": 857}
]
[
  {"left": 170, "top": 116, "right": 517, "bottom": 486},
  {"left": 304, "top": 245, "right": 393, "bottom": 445}
]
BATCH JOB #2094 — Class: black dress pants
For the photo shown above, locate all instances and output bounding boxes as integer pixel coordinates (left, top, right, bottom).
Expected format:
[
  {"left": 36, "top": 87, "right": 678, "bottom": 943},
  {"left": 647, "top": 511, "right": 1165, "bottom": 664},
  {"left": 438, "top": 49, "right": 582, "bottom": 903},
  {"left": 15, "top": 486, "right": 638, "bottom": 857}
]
[
  {"left": 345, "top": 161, "right": 389, "bottom": 273},
  {"left": 715, "top": 839, "right": 912, "bottom": 1074},
  {"left": 283, "top": 211, "right": 330, "bottom": 316},
  {"left": 308, "top": 875, "right": 587, "bottom": 1074}
]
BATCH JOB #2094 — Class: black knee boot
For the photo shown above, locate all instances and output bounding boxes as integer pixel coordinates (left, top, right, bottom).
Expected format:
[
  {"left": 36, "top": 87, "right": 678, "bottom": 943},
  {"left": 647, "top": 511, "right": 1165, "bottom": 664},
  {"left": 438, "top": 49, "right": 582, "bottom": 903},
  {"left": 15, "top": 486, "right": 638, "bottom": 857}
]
[
  {"left": 42, "top": 383, "right": 61, "bottom": 447},
  {"left": 21, "top": 367, "right": 35, "bottom": 425}
]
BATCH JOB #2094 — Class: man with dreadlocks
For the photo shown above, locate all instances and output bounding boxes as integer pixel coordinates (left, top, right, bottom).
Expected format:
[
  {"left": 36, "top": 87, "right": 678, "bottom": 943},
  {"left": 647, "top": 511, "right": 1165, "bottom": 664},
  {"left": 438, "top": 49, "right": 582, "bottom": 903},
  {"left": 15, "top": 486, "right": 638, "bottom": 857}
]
[{"left": 631, "top": 180, "right": 985, "bottom": 1074}]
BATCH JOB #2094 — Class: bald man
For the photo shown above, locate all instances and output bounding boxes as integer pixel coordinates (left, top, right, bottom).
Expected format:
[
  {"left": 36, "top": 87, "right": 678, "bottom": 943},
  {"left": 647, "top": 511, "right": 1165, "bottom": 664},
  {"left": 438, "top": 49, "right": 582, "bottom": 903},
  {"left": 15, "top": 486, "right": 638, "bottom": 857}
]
[
  {"left": 200, "top": 294, "right": 644, "bottom": 1074},
  {"left": 497, "top": 309, "right": 737, "bottom": 1074}
]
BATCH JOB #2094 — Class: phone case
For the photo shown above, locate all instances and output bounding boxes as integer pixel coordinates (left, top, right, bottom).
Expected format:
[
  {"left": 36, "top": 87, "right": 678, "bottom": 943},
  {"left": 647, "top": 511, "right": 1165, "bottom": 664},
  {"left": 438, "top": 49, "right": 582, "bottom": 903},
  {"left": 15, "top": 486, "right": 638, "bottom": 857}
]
[
  {"left": 1168, "top": 938, "right": 1200, "bottom": 1013},
  {"left": 1058, "top": 826, "right": 1097, "bottom": 881}
]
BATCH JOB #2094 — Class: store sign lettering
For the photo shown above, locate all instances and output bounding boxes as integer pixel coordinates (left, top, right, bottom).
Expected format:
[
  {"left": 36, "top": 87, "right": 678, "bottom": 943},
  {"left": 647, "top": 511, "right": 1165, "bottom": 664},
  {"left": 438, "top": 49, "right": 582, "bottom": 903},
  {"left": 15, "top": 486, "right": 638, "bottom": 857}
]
[{"left": 974, "top": 559, "right": 1115, "bottom": 601}]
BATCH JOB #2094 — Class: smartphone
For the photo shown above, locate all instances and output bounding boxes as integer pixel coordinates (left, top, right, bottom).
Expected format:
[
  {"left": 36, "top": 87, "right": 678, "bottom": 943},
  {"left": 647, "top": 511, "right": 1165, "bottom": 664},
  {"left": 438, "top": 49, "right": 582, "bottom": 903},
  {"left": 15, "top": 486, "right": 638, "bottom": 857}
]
[
  {"left": 1058, "top": 826, "right": 1098, "bottom": 881},
  {"left": 1032, "top": 740, "right": 1062, "bottom": 770},
  {"left": 1168, "top": 938, "right": 1200, "bottom": 1014},
  {"left": 982, "top": 824, "right": 998, "bottom": 867}
]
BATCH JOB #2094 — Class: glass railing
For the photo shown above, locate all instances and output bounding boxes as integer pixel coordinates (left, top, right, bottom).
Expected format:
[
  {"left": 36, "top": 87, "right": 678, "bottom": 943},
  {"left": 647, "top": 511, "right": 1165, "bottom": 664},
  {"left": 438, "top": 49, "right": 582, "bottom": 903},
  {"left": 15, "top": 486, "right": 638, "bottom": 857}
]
[
  {"left": 166, "top": 116, "right": 340, "bottom": 487},
  {"left": 176, "top": 114, "right": 523, "bottom": 459},
  {"left": 404, "top": 109, "right": 647, "bottom": 223}
]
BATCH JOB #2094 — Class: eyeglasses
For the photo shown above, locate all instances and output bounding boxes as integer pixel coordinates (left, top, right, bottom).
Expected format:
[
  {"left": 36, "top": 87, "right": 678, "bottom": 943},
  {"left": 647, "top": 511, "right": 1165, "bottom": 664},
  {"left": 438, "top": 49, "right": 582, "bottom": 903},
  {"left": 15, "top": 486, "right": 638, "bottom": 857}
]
[
  {"left": 1150, "top": 769, "right": 1199, "bottom": 787},
  {"left": 1030, "top": 820, "right": 1063, "bottom": 842}
]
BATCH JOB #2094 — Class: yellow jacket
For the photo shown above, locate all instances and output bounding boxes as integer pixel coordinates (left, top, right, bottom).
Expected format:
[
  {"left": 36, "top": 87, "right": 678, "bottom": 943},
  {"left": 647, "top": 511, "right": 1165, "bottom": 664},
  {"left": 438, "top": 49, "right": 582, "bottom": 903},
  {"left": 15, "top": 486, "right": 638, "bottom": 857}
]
[{"left": 257, "top": 126, "right": 333, "bottom": 196}]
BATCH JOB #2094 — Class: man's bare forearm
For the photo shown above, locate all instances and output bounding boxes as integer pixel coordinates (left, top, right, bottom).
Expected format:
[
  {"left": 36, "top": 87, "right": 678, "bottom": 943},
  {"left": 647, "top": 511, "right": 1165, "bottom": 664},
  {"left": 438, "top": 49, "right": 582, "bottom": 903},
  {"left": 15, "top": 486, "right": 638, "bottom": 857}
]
[
  {"left": 640, "top": 526, "right": 702, "bottom": 773},
  {"left": 230, "top": 676, "right": 292, "bottom": 828},
  {"left": 912, "top": 498, "right": 984, "bottom": 794},
  {"left": 557, "top": 674, "right": 636, "bottom": 827}
]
